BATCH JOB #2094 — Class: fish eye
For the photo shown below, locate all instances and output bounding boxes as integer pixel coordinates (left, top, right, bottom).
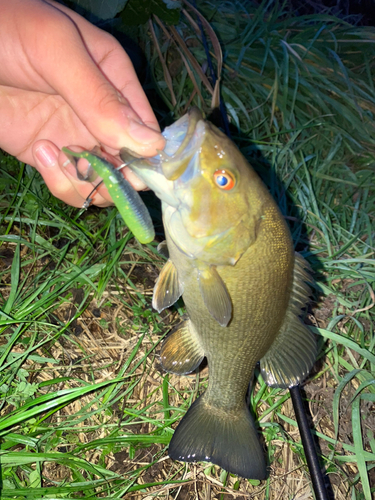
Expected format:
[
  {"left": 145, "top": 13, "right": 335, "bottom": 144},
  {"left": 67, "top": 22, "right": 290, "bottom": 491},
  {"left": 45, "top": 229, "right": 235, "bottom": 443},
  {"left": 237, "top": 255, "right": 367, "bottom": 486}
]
[{"left": 213, "top": 170, "right": 236, "bottom": 190}]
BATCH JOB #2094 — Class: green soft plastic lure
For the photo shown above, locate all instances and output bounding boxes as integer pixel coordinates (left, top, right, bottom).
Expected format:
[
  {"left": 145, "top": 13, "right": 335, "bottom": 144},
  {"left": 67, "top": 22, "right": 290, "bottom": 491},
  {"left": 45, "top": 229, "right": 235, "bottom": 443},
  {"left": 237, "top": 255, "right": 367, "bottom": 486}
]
[{"left": 62, "top": 148, "right": 155, "bottom": 244}]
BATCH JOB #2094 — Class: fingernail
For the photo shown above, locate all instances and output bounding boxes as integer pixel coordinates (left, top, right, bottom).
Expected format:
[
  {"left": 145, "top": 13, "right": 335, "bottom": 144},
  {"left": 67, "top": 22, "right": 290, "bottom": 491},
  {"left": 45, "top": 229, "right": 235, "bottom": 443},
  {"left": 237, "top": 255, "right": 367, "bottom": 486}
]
[
  {"left": 128, "top": 119, "right": 163, "bottom": 144},
  {"left": 34, "top": 145, "right": 58, "bottom": 168}
]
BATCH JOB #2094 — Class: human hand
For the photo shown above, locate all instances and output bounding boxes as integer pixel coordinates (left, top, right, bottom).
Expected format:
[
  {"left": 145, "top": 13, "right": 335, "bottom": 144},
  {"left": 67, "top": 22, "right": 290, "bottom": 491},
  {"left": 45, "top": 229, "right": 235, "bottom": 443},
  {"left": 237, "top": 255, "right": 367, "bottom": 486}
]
[{"left": 0, "top": 0, "right": 165, "bottom": 207}]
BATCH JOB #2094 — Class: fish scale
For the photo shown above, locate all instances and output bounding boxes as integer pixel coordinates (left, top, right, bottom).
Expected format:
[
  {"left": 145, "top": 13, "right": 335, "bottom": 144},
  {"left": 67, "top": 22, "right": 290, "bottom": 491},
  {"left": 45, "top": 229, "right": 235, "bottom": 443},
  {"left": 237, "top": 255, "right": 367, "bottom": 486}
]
[
  {"left": 120, "top": 108, "right": 317, "bottom": 479},
  {"left": 166, "top": 204, "right": 294, "bottom": 411}
]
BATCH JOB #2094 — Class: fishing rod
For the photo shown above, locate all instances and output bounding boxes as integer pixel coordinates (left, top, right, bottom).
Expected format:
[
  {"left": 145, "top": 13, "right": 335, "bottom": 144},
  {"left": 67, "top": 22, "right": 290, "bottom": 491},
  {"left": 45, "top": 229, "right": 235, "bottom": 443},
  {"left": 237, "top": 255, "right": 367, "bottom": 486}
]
[
  {"left": 290, "top": 386, "right": 329, "bottom": 500},
  {"left": 189, "top": 2, "right": 330, "bottom": 497}
]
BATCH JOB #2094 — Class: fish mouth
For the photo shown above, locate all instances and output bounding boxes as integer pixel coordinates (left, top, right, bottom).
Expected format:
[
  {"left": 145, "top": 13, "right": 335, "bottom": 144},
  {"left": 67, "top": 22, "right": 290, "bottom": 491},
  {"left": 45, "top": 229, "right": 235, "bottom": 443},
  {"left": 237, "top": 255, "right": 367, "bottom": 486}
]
[
  {"left": 159, "top": 107, "right": 204, "bottom": 181},
  {"left": 120, "top": 107, "right": 205, "bottom": 181},
  {"left": 119, "top": 108, "right": 206, "bottom": 208}
]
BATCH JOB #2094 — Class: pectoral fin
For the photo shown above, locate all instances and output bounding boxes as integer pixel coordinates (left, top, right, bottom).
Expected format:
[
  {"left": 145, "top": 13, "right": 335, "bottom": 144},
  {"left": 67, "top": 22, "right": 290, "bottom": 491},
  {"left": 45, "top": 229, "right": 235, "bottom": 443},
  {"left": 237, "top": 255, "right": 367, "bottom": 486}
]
[
  {"left": 260, "top": 253, "right": 317, "bottom": 388},
  {"left": 160, "top": 319, "right": 204, "bottom": 374},
  {"left": 197, "top": 264, "right": 232, "bottom": 327},
  {"left": 152, "top": 259, "right": 183, "bottom": 313}
]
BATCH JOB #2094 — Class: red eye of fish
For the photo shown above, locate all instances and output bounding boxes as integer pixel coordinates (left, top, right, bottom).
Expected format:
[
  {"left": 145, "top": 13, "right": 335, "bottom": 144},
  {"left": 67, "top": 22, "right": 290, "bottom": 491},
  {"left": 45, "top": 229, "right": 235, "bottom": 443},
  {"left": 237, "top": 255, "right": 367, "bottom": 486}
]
[{"left": 213, "top": 170, "right": 236, "bottom": 190}]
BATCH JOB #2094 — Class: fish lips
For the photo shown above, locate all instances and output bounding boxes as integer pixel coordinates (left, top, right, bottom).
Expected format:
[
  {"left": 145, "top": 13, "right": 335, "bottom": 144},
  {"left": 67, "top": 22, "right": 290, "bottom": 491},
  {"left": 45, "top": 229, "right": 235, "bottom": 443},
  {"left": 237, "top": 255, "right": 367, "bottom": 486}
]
[
  {"left": 159, "top": 108, "right": 205, "bottom": 181},
  {"left": 120, "top": 108, "right": 206, "bottom": 207}
]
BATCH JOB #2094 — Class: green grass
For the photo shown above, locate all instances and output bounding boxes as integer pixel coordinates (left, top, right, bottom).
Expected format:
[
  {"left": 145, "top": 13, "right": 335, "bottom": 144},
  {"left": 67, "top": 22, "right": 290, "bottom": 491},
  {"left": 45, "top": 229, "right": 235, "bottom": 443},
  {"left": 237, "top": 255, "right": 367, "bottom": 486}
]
[
  {"left": 1, "top": 0, "right": 375, "bottom": 498},
  {"left": 0, "top": 158, "right": 178, "bottom": 497}
]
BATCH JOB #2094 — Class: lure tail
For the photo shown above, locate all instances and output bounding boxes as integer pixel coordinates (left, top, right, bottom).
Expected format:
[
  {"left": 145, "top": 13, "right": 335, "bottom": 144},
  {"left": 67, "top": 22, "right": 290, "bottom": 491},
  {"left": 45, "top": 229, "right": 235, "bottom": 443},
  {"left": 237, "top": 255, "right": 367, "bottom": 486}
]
[{"left": 169, "top": 395, "right": 266, "bottom": 479}]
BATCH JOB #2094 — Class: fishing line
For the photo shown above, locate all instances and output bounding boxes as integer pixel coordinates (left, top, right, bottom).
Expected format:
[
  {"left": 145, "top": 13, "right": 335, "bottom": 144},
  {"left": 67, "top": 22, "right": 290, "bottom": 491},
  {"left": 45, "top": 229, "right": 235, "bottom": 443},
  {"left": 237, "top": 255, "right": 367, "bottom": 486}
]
[
  {"left": 83, "top": 180, "right": 104, "bottom": 208},
  {"left": 190, "top": 3, "right": 330, "bottom": 497},
  {"left": 190, "top": 0, "right": 231, "bottom": 138}
]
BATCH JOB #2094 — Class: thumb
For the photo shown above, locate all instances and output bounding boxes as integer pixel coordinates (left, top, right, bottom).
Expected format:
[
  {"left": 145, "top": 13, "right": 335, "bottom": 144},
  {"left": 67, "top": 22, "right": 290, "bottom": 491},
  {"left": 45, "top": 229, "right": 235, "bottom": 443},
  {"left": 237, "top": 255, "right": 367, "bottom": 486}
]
[{"left": 34, "top": 6, "right": 164, "bottom": 155}]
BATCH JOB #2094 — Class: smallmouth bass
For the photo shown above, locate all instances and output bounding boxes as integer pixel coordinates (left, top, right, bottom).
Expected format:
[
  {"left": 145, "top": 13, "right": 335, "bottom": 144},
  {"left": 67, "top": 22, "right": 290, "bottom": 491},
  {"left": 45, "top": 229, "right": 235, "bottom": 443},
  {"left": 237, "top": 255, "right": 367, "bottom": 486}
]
[{"left": 119, "top": 108, "right": 317, "bottom": 479}]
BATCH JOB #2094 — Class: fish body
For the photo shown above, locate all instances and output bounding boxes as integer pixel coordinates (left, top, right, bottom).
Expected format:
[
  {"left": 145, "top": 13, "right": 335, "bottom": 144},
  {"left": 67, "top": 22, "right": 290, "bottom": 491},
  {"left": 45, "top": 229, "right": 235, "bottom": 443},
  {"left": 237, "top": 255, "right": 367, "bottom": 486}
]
[{"left": 120, "top": 109, "right": 316, "bottom": 479}]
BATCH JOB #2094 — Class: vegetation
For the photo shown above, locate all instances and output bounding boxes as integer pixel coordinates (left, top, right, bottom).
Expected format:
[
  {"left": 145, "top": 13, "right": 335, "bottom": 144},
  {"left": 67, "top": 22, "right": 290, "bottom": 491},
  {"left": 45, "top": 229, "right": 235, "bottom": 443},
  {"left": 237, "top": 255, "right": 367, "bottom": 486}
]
[{"left": 0, "top": 1, "right": 374, "bottom": 498}]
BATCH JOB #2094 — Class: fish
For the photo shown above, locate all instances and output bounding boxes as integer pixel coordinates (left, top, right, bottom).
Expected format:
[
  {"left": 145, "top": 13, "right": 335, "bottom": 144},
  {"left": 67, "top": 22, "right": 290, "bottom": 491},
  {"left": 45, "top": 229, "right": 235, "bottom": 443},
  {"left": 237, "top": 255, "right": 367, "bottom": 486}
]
[
  {"left": 119, "top": 107, "right": 317, "bottom": 479},
  {"left": 64, "top": 108, "right": 317, "bottom": 479},
  {"left": 116, "top": 108, "right": 317, "bottom": 479}
]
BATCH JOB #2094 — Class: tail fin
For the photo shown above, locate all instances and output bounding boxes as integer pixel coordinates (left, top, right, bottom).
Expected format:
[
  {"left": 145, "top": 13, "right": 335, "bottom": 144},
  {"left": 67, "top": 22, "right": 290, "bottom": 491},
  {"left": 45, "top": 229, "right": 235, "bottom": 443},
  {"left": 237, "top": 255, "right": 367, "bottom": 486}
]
[{"left": 169, "top": 396, "right": 266, "bottom": 479}]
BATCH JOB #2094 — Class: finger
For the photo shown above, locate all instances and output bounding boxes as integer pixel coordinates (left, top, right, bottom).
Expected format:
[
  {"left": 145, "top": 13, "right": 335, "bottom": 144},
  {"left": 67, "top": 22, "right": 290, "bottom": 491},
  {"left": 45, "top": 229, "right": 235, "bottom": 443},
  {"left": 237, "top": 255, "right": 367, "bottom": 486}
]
[
  {"left": 45, "top": 1, "right": 161, "bottom": 134},
  {"left": 57, "top": 147, "right": 148, "bottom": 201},
  {"left": 120, "top": 165, "right": 149, "bottom": 191},
  {"left": 0, "top": 76, "right": 149, "bottom": 198},
  {"left": 33, "top": 140, "right": 111, "bottom": 207},
  {"left": 57, "top": 146, "right": 149, "bottom": 207},
  {"left": 104, "top": 152, "right": 149, "bottom": 191},
  {"left": 30, "top": 5, "right": 164, "bottom": 156}
]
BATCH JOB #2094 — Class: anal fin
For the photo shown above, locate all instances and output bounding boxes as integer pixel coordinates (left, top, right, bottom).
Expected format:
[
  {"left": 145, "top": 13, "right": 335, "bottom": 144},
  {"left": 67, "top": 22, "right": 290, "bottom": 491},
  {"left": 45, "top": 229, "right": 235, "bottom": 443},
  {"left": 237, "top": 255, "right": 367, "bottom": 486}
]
[
  {"left": 160, "top": 319, "right": 204, "bottom": 375},
  {"left": 197, "top": 264, "right": 232, "bottom": 327},
  {"left": 152, "top": 259, "right": 183, "bottom": 313},
  {"left": 260, "top": 253, "right": 317, "bottom": 388}
]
